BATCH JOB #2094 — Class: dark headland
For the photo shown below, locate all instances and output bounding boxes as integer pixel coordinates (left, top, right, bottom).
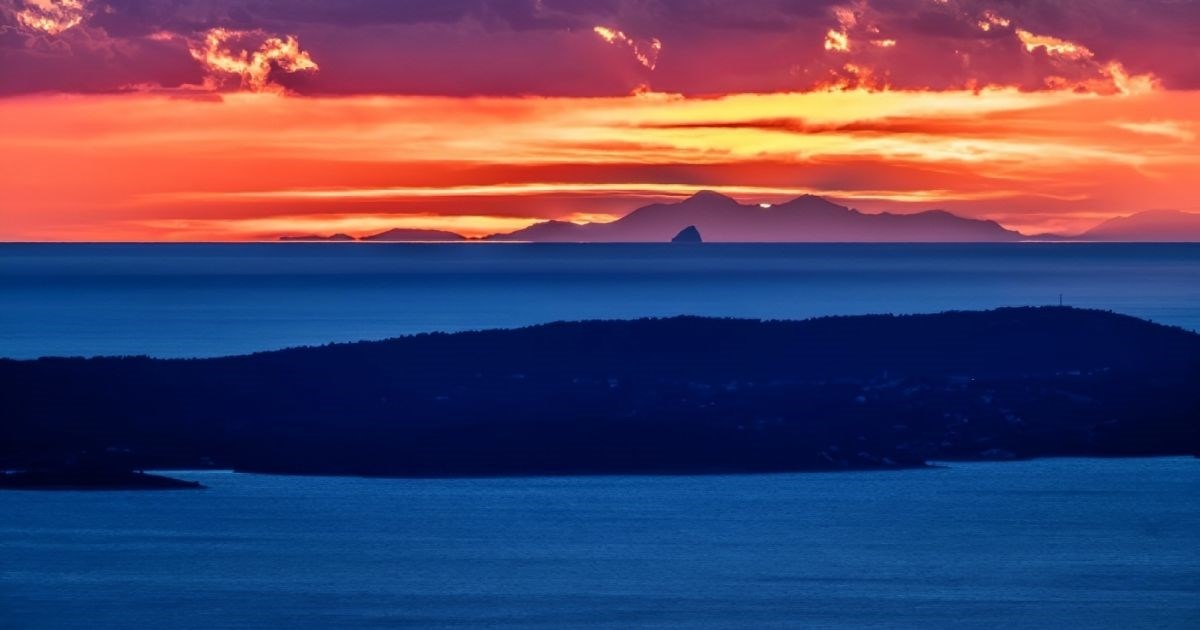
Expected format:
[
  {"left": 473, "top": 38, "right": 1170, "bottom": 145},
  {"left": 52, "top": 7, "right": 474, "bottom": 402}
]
[
  {"left": 1, "top": 307, "right": 1197, "bottom": 478},
  {"left": 0, "top": 466, "right": 203, "bottom": 490}
]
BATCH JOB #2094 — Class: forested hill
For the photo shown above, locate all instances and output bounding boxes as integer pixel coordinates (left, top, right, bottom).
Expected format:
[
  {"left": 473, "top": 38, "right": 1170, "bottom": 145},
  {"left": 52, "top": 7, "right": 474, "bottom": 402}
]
[{"left": 2, "top": 307, "right": 1198, "bottom": 476}]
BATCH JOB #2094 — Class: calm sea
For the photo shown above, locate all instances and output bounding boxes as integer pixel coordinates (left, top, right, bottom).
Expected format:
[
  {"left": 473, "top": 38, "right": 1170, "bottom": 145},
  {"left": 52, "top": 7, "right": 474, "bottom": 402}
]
[
  {"left": 1, "top": 459, "right": 1197, "bottom": 629},
  {"left": 1, "top": 243, "right": 1198, "bottom": 358}
]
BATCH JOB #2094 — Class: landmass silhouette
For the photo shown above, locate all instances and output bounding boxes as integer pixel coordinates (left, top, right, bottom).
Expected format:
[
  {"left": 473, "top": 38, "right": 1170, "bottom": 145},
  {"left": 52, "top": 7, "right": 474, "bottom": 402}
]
[
  {"left": 1076, "top": 210, "right": 1200, "bottom": 242},
  {"left": 279, "top": 192, "right": 1200, "bottom": 243},
  {"left": 2, "top": 307, "right": 1196, "bottom": 479}
]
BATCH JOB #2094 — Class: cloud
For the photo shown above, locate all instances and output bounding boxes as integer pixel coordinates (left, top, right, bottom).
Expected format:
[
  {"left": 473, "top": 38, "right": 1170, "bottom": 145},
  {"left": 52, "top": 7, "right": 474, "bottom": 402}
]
[
  {"left": 188, "top": 28, "right": 318, "bottom": 92},
  {"left": 13, "top": 0, "right": 87, "bottom": 35},
  {"left": 0, "top": 0, "right": 1194, "bottom": 96},
  {"left": 977, "top": 10, "right": 1008, "bottom": 32},
  {"left": 593, "top": 25, "right": 661, "bottom": 70},
  {"left": 1114, "top": 120, "right": 1194, "bottom": 142},
  {"left": 1004, "top": 24, "right": 1158, "bottom": 95},
  {"left": 1016, "top": 28, "right": 1093, "bottom": 62},
  {"left": 824, "top": 29, "right": 850, "bottom": 52}
]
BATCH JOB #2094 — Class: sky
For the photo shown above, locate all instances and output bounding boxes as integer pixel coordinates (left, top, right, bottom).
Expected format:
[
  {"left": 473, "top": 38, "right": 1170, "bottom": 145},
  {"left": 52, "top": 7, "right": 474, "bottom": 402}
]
[{"left": 1, "top": 0, "right": 1198, "bottom": 240}]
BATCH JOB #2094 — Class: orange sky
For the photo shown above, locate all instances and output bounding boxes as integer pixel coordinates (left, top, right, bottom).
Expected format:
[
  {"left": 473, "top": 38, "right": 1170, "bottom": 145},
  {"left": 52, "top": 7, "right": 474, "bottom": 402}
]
[
  {"left": 2, "top": 0, "right": 1198, "bottom": 240},
  {"left": 2, "top": 88, "right": 1197, "bottom": 240}
]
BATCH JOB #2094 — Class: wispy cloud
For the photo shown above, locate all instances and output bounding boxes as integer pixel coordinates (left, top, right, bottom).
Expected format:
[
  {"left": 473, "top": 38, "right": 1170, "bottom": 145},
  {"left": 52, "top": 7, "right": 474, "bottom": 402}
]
[
  {"left": 143, "top": 181, "right": 1034, "bottom": 205},
  {"left": 1114, "top": 121, "right": 1195, "bottom": 142}
]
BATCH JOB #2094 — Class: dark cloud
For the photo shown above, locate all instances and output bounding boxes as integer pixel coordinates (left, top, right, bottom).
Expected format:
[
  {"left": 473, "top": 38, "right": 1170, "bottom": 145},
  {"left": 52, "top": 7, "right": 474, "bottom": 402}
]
[{"left": 1, "top": 0, "right": 1197, "bottom": 96}]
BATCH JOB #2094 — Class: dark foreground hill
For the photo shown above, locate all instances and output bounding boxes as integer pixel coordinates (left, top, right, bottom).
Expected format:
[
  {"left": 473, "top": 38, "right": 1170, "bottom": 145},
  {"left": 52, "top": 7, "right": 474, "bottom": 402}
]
[
  {"left": 0, "top": 467, "right": 203, "bottom": 490},
  {"left": 1, "top": 308, "right": 1197, "bottom": 477}
]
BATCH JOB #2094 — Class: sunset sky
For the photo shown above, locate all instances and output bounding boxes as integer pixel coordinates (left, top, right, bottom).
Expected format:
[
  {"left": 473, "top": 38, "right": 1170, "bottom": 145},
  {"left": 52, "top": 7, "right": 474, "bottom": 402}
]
[{"left": 2, "top": 0, "right": 1198, "bottom": 240}]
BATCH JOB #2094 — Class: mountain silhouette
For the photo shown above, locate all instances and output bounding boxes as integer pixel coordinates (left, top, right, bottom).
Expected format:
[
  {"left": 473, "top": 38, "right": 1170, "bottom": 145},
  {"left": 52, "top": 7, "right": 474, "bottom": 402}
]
[
  {"left": 1077, "top": 210, "right": 1200, "bottom": 242},
  {"left": 279, "top": 233, "right": 355, "bottom": 242},
  {"left": 487, "top": 191, "right": 1024, "bottom": 242},
  {"left": 272, "top": 195, "right": 1200, "bottom": 244},
  {"left": 360, "top": 228, "right": 467, "bottom": 242}
]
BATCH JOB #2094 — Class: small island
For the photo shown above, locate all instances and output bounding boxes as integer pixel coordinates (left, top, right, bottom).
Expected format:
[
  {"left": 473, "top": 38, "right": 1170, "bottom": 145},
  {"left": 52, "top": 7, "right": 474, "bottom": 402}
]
[{"left": 671, "top": 225, "right": 703, "bottom": 243}]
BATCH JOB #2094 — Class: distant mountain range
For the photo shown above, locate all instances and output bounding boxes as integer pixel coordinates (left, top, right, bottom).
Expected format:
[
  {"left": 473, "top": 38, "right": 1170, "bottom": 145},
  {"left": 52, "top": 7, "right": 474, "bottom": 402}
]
[
  {"left": 486, "top": 191, "right": 1024, "bottom": 242},
  {"left": 278, "top": 192, "right": 1200, "bottom": 243},
  {"left": 280, "top": 233, "right": 356, "bottom": 242},
  {"left": 1075, "top": 210, "right": 1200, "bottom": 242},
  {"left": 360, "top": 228, "right": 467, "bottom": 242},
  {"left": 281, "top": 228, "right": 465, "bottom": 242}
]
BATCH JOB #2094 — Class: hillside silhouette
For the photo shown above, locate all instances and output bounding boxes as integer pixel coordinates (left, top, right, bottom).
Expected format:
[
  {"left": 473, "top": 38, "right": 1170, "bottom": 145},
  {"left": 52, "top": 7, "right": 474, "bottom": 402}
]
[{"left": 3, "top": 308, "right": 1196, "bottom": 477}]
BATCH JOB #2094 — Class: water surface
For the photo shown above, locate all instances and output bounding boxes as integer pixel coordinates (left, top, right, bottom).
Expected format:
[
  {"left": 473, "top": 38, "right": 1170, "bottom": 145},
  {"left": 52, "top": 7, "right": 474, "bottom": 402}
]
[
  {"left": 1, "top": 459, "right": 1197, "bottom": 629},
  {"left": 2, "top": 243, "right": 1198, "bottom": 358}
]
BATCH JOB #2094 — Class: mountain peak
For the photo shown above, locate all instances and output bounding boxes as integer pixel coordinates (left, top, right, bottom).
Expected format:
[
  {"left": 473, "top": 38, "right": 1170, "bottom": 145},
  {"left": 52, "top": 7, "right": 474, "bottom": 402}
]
[
  {"left": 683, "top": 190, "right": 738, "bottom": 204},
  {"left": 778, "top": 194, "right": 844, "bottom": 208}
]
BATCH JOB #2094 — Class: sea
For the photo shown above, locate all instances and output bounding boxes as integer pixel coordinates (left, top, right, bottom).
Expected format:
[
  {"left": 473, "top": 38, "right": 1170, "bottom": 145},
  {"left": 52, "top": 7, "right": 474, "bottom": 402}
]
[
  {"left": 1, "top": 243, "right": 1198, "bottom": 628},
  {"left": 1, "top": 242, "right": 1199, "bottom": 359},
  {"left": 1, "top": 459, "right": 1197, "bottom": 629}
]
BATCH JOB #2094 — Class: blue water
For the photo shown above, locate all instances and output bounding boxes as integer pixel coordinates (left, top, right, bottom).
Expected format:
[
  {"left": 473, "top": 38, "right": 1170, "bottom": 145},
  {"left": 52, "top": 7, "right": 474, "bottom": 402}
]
[
  {"left": 1, "top": 243, "right": 1198, "bottom": 359},
  {"left": 1, "top": 459, "right": 1197, "bottom": 629}
]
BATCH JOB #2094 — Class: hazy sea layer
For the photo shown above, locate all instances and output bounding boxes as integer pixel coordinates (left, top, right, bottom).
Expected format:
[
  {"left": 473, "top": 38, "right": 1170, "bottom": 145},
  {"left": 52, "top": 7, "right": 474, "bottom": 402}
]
[
  {"left": 1, "top": 243, "right": 1199, "bottom": 358},
  {"left": 1, "top": 459, "right": 1197, "bottom": 629}
]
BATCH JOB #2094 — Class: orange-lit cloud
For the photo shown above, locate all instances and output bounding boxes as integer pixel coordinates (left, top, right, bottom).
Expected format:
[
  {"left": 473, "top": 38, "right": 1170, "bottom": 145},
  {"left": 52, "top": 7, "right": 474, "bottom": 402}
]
[
  {"left": 1016, "top": 29, "right": 1093, "bottom": 61},
  {"left": 3, "top": 1, "right": 1192, "bottom": 96},
  {"left": 188, "top": 28, "right": 319, "bottom": 92},
  {"left": 146, "top": 182, "right": 1034, "bottom": 206},
  {"left": 1008, "top": 27, "right": 1158, "bottom": 96},
  {"left": 824, "top": 4, "right": 858, "bottom": 52},
  {"left": 13, "top": 0, "right": 86, "bottom": 35},
  {"left": 593, "top": 26, "right": 662, "bottom": 70},
  {"left": 824, "top": 30, "right": 850, "bottom": 52},
  {"left": 977, "top": 10, "right": 1010, "bottom": 32}
]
